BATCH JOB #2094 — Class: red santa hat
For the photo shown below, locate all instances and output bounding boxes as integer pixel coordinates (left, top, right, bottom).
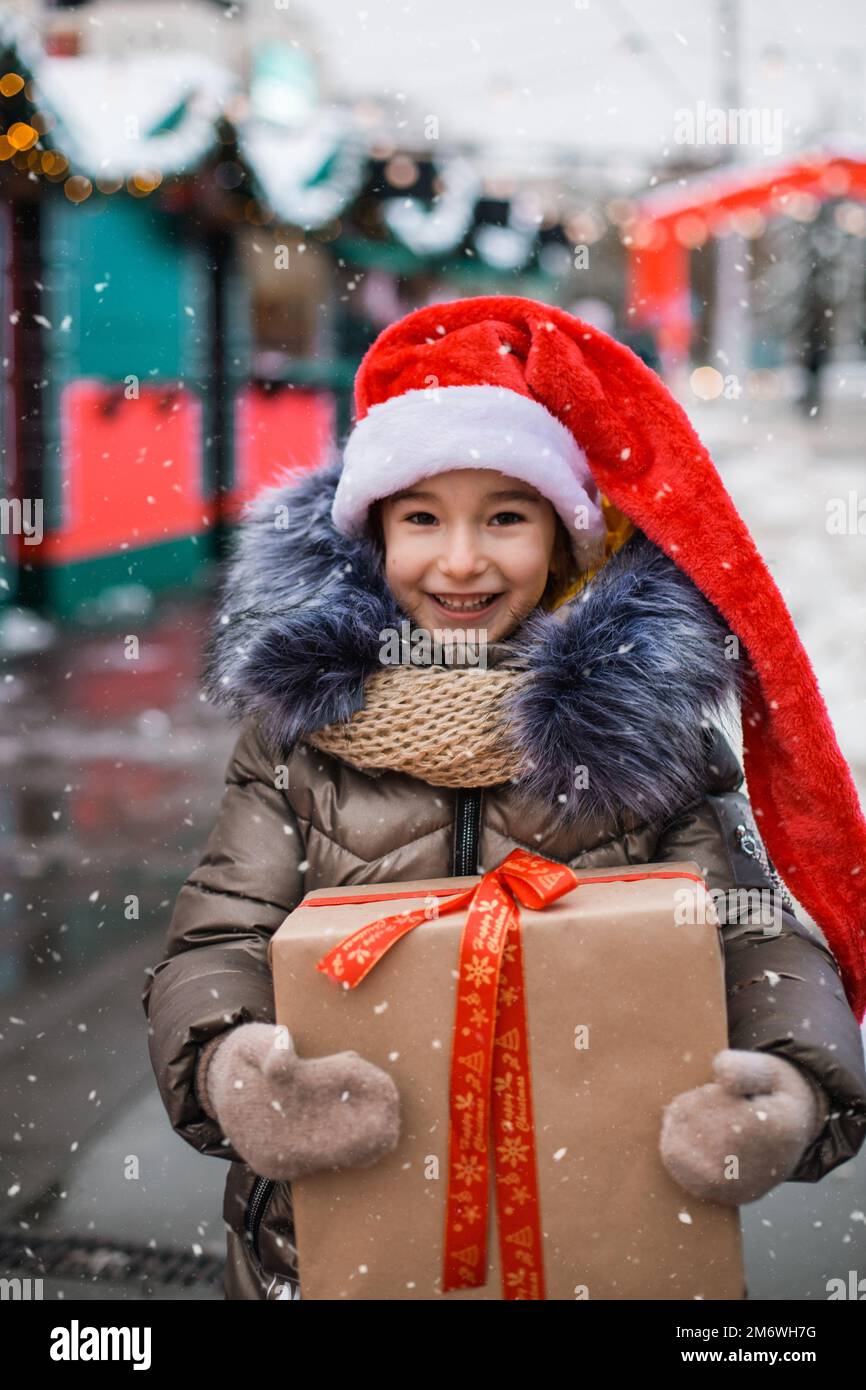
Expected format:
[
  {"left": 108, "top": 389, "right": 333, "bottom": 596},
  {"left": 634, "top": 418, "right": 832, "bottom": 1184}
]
[
  {"left": 332, "top": 294, "right": 866, "bottom": 1022},
  {"left": 332, "top": 311, "right": 609, "bottom": 569}
]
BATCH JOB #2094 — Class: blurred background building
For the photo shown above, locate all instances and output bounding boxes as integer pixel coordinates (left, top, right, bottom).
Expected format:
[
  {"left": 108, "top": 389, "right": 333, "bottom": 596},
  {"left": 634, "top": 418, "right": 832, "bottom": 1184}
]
[
  {"left": 0, "top": 0, "right": 862, "bottom": 621},
  {"left": 0, "top": 0, "right": 864, "bottom": 1300}
]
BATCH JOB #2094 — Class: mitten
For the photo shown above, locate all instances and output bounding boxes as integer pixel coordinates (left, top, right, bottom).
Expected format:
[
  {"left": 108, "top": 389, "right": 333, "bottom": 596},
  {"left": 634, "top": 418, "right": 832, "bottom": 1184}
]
[
  {"left": 659, "top": 1048, "right": 830, "bottom": 1206},
  {"left": 194, "top": 1021, "right": 401, "bottom": 1181}
]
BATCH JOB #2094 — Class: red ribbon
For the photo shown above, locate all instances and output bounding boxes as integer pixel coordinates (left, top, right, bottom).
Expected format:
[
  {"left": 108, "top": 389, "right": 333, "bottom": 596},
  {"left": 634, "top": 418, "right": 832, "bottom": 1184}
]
[{"left": 313, "top": 847, "right": 583, "bottom": 1299}]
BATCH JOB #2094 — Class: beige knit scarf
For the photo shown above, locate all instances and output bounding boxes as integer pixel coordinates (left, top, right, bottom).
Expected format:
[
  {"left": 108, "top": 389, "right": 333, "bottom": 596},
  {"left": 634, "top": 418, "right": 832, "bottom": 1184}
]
[{"left": 304, "top": 664, "right": 528, "bottom": 787}]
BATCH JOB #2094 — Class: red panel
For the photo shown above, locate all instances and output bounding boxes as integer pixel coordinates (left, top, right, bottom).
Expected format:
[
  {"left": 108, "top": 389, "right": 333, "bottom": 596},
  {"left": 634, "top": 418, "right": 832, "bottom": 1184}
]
[
  {"left": 229, "top": 385, "right": 334, "bottom": 520},
  {"left": 647, "top": 156, "right": 866, "bottom": 229},
  {"left": 32, "top": 380, "right": 208, "bottom": 564},
  {"left": 627, "top": 240, "right": 692, "bottom": 359}
]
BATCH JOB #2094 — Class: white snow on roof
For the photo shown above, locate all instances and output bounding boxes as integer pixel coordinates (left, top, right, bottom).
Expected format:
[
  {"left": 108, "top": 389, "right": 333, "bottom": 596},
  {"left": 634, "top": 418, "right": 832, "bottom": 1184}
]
[
  {"left": 235, "top": 106, "right": 368, "bottom": 226},
  {"left": 32, "top": 52, "right": 238, "bottom": 179},
  {"left": 381, "top": 155, "right": 481, "bottom": 255}
]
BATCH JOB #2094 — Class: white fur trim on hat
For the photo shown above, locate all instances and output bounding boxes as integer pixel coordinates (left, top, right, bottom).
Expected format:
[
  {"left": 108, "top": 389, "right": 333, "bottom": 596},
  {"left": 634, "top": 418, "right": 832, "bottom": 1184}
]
[{"left": 331, "top": 384, "right": 607, "bottom": 568}]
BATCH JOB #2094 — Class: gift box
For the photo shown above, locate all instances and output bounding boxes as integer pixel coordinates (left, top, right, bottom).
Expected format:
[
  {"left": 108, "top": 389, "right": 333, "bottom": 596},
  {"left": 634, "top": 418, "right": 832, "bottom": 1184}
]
[{"left": 268, "top": 851, "right": 745, "bottom": 1300}]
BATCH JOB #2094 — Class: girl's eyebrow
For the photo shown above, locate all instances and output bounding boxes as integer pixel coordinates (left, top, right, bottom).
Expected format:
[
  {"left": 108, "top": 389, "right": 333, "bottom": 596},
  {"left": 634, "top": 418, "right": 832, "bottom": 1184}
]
[{"left": 389, "top": 487, "right": 541, "bottom": 504}]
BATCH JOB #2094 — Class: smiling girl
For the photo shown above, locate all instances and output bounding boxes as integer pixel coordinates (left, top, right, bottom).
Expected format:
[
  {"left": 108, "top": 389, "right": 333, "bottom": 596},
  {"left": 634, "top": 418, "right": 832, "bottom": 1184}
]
[{"left": 143, "top": 295, "right": 866, "bottom": 1300}]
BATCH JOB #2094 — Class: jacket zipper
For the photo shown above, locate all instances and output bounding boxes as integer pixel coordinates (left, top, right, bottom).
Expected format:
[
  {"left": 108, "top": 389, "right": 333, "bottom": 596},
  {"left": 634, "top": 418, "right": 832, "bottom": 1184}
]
[
  {"left": 734, "top": 822, "right": 795, "bottom": 913},
  {"left": 245, "top": 786, "right": 485, "bottom": 1262},
  {"left": 246, "top": 1174, "right": 275, "bottom": 1262},
  {"left": 453, "top": 787, "right": 483, "bottom": 875}
]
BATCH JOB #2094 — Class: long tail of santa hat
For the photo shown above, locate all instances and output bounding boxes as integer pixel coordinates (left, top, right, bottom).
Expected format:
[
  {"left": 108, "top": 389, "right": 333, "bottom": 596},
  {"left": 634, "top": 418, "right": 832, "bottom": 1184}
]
[{"left": 342, "top": 294, "right": 866, "bottom": 1022}]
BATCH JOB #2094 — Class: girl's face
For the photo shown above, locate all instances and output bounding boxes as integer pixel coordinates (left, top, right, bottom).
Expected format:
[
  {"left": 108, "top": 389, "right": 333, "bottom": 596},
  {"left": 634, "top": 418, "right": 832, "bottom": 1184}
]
[{"left": 378, "top": 469, "right": 559, "bottom": 643}]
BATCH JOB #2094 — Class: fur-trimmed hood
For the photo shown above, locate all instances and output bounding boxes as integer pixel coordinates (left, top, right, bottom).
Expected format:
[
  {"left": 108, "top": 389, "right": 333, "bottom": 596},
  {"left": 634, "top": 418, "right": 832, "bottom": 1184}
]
[{"left": 204, "top": 456, "right": 749, "bottom": 825}]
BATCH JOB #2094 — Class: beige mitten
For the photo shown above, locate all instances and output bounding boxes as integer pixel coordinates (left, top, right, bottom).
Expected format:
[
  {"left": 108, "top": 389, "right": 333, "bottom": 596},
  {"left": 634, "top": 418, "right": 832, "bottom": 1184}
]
[
  {"left": 195, "top": 1022, "right": 401, "bottom": 1181},
  {"left": 659, "top": 1049, "right": 830, "bottom": 1206}
]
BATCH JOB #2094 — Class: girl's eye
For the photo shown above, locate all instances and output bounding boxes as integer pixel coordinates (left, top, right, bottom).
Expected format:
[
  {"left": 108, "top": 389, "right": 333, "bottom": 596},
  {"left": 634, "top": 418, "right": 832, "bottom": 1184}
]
[{"left": 400, "top": 509, "right": 526, "bottom": 525}]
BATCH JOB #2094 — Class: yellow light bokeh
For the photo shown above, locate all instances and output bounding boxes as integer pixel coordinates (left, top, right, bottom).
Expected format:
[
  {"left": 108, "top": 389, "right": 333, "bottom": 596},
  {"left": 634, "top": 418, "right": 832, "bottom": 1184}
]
[
  {"left": 785, "top": 191, "right": 820, "bottom": 223},
  {"left": 564, "top": 210, "right": 605, "bottom": 246},
  {"left": 244, "top": 199, "right": 269, "bottom": 225},
  {"left": 64, "top": 174, "right": 93, "bottom": 204},
  {"left": 41, "top": 150, "right": 69, "bottom": 178},
  {"left": 835, "top": 202, "right": 866, "bottom": 237},
  {"left": 730, "top": 208, "right": 766, "bottom": 239},
  {"left": 7, "top": 121, "right": 38, "bottom": 151},
  {"left": 0, "top": 72, "right": 25, "bottom": 98},
  {"left": 633, "top": 219, "right": 668, "bottom": 251},
  {"left": 131, "top": 169, "right": 163, "bottom": 194},
  {"left": 605, "top": 197, "right": 637, "bottom": 227},
  {"left": 674, "top": 214, "right": 708, "bottom": 249},
  {"left": 745, "top": 369, "right": 781, "bottom": 400},
  {"left": 384, "top": 154, "right": 418, "bottom": 190},
  {"left": 690, "top": 366, "right": 724, "bottom": 400}
]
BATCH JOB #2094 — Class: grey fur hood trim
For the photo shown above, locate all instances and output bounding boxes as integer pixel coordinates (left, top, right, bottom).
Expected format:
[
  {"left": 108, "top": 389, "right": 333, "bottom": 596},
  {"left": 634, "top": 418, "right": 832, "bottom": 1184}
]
[{"left": 203, "top": 455, "right": 749, "bottom": 824}]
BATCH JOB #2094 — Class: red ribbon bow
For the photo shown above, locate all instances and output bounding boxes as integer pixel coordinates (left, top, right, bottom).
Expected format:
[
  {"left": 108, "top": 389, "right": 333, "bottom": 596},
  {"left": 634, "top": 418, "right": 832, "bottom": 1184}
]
[{"left": 314, "top": 847, "right": 581, "bottom": 1300}]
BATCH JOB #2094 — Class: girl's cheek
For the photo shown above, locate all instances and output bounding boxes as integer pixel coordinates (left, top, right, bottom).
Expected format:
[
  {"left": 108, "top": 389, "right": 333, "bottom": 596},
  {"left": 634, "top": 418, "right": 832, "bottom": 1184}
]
[
  {"left": 388, "top": 563, "right": 419, "bottom": 594},
  {"left": 501, "top": 533, "right": 552, "bottom": 577},
  {"left": 509, "top": 559, "right": 551, "bottom": 591},
  {"left": 385, "top": 561, "right": 423, "bottom": 607}
]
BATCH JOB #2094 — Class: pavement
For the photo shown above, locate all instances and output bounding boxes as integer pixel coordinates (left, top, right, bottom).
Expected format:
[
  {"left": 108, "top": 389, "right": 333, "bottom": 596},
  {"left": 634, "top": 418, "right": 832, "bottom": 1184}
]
[{"left": 0, "top": 588, "right": 234, "bottom": 1299}]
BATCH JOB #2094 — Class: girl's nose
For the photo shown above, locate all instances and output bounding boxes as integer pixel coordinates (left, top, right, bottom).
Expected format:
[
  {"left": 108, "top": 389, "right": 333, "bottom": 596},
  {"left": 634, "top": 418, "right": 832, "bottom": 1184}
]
[{"left": 436, "top": 538, "right": 489, "bottom": 580}]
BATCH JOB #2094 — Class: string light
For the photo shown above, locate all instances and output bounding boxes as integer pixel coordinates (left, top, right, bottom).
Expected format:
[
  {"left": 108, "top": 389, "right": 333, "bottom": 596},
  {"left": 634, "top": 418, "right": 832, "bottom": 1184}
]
[
  {"left": 7, "top": 120, "right": 37, "bottom": 151},
  {"left": 130, "top": 169, "right": 163, "bottom": 194},
  {"left": 690, "top": 366, "right": 724, "bottom": 400},
  {"left": 0, "top": 71, "right": 24, "bottom": 98},
  {"left": 63, "top": 174, "right": 92, "bottom": 203}
]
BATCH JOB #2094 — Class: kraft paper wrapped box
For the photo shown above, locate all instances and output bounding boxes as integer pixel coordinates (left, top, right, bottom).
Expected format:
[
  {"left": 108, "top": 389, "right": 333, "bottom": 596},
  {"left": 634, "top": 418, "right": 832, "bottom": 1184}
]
[{"left": 268, "top": 857, "right": 746, "bottom": 1301}]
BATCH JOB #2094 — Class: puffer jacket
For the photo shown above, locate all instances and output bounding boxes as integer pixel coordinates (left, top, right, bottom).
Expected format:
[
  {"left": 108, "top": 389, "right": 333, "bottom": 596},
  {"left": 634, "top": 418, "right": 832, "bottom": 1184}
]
[{"left": 141, "top": 459, "right": 866, "bottom": 1301}]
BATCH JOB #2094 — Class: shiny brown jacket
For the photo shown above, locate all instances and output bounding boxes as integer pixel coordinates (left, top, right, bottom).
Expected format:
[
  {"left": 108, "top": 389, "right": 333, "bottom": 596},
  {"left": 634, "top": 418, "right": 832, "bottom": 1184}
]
[{"left": 142, "top": 461, "right": 866, "bottom": 1300}]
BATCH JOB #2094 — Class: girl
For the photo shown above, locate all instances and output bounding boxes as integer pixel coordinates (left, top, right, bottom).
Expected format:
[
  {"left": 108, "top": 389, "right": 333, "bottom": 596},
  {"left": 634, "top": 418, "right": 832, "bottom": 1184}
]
[{"left": 142, "top": 296, "right": 866, "bottom": 1301}]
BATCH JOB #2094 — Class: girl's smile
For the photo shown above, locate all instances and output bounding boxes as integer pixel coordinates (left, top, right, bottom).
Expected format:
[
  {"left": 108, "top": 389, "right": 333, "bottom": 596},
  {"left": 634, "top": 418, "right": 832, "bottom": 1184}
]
[
  {"left": 376, "top": 468, "right": 565, "bottom": 644},
  {"left": 425, "top": 590, "right": 506, "bottom": 619}
]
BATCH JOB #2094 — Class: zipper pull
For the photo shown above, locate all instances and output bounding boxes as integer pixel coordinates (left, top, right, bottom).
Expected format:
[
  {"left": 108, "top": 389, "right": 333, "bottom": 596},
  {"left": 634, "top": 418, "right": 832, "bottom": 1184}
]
[{"left": 734, "top": 823, "right": 796, "bottom": 913}]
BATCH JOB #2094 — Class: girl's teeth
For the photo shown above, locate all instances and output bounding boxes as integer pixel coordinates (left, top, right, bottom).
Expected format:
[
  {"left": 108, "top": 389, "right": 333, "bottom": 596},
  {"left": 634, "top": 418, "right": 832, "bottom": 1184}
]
[{"left": 433, "top": 594, "right": 497, "bottom": 611}]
